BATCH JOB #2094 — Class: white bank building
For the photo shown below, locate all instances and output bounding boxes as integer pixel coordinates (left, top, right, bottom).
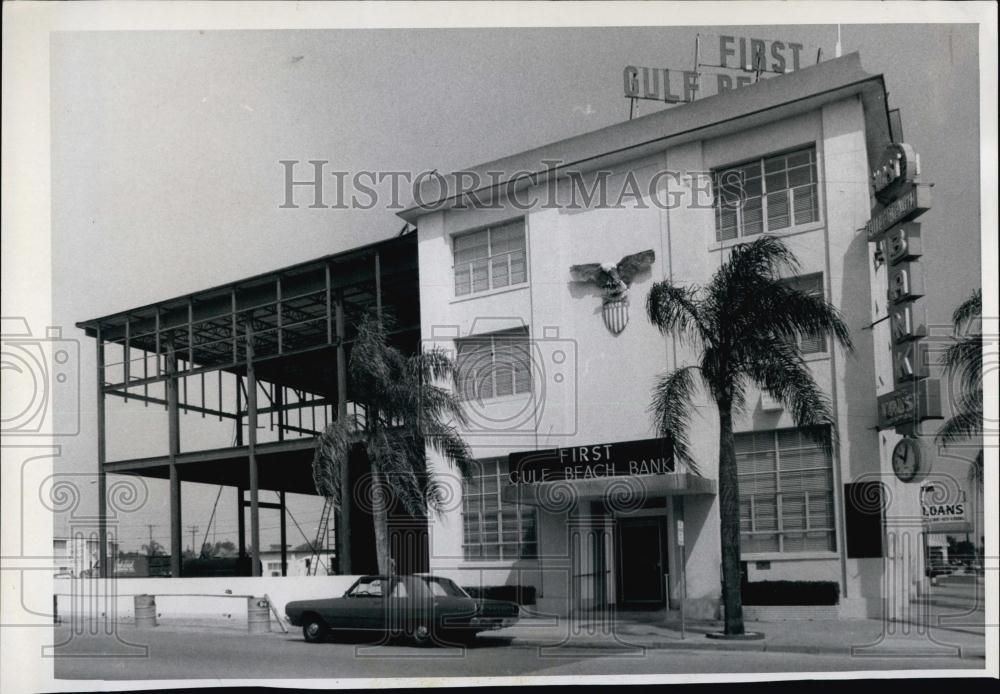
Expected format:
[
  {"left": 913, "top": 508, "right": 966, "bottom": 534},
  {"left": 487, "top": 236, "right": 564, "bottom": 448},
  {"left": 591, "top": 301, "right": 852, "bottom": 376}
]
[{"left": 399, "top": 53, "right": 927, "bottom": 620}]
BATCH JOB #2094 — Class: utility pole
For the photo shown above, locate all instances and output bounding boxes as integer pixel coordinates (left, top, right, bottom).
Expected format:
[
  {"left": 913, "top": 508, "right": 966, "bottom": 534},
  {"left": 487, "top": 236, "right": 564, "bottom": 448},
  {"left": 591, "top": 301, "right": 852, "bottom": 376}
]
[
  {"left": 189, "top": 525, "right": 199, "bottom": 555},
  {"left": 146, "top": 524, "right": 156, "bottom": 556}
]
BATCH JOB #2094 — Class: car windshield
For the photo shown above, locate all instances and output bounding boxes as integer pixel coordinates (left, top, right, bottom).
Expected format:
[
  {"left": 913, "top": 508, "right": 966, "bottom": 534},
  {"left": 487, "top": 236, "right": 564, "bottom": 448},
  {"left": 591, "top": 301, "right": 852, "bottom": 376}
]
[
  {"left": 347, "top": 577, "right": 386, "bottom": 597},
  {"left": 422, "top": 576, "right": 468, "bottom": 597}
]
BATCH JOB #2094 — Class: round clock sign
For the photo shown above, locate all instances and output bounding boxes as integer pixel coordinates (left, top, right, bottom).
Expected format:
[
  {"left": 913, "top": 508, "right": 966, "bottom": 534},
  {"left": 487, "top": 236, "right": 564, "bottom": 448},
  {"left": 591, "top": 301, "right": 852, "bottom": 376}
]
[{"left": 891, "top": 437, "right": 927, "bottom": 483}]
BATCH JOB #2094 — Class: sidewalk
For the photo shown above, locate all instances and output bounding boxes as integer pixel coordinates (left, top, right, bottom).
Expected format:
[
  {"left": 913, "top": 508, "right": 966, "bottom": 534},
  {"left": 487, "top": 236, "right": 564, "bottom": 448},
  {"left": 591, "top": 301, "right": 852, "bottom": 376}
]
[{"left": 497, "top": 613, "right": 987, "bottom": 659}]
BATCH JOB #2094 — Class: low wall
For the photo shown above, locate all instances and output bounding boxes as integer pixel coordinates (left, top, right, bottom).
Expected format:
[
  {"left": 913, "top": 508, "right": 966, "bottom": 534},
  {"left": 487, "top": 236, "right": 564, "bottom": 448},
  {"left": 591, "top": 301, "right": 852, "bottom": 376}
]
[{"left": 54, "top": 576, "right": 361, "bottom": 623}]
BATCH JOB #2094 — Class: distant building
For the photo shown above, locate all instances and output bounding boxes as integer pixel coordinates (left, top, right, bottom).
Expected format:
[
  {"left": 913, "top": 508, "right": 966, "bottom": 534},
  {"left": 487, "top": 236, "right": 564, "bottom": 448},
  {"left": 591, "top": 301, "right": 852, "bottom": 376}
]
[{"left": 53, "top": 535, "right": 118, "bottom": 578}]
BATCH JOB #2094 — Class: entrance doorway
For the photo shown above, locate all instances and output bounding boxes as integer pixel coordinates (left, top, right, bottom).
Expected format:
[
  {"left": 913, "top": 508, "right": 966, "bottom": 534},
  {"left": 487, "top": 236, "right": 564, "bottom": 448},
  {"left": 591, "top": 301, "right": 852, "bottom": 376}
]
[{"left": 615, "top": 517, "right": 667, "bottom": 609}]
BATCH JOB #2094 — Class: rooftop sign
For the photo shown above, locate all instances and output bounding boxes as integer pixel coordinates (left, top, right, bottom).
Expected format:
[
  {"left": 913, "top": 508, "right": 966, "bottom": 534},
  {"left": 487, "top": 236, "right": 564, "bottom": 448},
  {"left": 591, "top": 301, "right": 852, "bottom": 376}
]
[{"left": 623, "top": 33, "right": 818, "bottom": 106}]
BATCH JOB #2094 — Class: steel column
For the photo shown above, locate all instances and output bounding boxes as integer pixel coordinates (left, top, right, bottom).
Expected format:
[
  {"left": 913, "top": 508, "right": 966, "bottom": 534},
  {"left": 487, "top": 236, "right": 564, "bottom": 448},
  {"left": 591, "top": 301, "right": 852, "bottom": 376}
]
[
  {"left": 335, "top": 293, "right": 351, "bottom": 574},
  {"left": 96, "top": 331, "right": 109, "bottom": 578},
  {"left": 166, "top": 347, "right": 183, "bottom": 577},
  {"left": 279, "top": 491, "right": 288, "bottom": 577},
  {"left": 237, "top": 486, "right": 246, "bottom": 559},
  {"left": 246, "top": 319, "right": 262, "bottom": 577}
]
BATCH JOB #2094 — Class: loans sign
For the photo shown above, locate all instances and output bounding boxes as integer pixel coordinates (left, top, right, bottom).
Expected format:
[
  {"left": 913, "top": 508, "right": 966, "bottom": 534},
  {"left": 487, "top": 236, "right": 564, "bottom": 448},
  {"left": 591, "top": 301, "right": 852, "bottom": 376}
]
[
  {"left": 508, "top": 437, "right": 674, "bottom": 485},
  {"left": 922, "top": 501, "right": 967, "bottom": 524}
]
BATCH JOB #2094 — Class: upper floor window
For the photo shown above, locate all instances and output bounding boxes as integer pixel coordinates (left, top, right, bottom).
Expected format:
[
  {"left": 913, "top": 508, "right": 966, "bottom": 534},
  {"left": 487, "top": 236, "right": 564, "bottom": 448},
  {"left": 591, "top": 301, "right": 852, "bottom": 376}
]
[
  {"left": 714, "top": 146, "right": 819, "bottom": 241},
  {"left": 453, "top": 220, "right": 527, "bottom": 296},
  {"left": 781, "top": 274, "right": 827, "bottom": 355},
  {"left": 455, "top": 328, "right": 531, "bottom": 402}
]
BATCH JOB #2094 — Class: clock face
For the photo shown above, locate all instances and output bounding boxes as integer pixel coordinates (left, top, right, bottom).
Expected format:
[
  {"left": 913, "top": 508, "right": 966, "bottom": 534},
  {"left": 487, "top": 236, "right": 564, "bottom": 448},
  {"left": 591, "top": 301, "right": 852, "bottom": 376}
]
[{"left": 892, "top": 438, "right": 921, "bottom": 482}]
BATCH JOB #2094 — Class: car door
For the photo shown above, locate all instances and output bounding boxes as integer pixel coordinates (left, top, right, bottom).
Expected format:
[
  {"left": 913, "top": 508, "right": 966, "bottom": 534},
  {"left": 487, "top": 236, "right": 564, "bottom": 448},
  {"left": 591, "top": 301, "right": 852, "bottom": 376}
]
[{"left": 335, "top": 577, "right": 388, "bottom": 630}]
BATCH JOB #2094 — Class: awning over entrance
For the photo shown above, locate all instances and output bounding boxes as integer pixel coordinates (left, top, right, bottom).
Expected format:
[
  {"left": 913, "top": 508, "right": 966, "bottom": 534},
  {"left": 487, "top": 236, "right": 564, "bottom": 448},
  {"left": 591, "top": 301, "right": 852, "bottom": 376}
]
[{"left": 501, "top": 472, "right": 716, "bottom": 507}]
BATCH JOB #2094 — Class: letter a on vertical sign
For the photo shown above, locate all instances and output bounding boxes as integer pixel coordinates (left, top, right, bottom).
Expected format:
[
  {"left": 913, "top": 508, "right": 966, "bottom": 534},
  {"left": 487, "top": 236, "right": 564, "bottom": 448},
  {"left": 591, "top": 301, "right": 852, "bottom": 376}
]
[{"left": 889, "top": 262, "right": 925, "bottom": 304}]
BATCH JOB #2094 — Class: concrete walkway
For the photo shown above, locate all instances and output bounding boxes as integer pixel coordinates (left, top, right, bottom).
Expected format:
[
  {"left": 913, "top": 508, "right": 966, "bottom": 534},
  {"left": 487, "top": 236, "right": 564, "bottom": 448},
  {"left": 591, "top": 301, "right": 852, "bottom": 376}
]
[{"left": 498, "top": 613, "right": 987, "bottom": 659}]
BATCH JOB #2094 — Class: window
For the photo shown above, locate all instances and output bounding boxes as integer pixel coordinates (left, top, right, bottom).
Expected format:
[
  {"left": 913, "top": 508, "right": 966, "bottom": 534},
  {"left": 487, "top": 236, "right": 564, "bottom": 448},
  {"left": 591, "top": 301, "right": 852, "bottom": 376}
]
[
  {"left": 453, "top": 220, "right": 527, "bottom": 296},
  {"left": 456, "top": 328, "right": 531, "bottom": 401},
  {"left": 782, "top": 274, "right": 827, "bottom": 355},
  {"left": 714, "top": 146, "right": 819, "bottom": 241},
  {"left": 463, "top": 458, "right": 537, "bottom": 561},
  {"left": 737, "top": 427, "right": 836, "bottom": 554}
]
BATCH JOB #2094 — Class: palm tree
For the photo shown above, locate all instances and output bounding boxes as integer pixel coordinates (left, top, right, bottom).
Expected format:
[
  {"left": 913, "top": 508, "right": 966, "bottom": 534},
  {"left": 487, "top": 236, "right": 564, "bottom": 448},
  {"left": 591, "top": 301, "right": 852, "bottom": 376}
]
[
  {"left": 311, "top": 311, "right": 473, "bottom": 575},
  {"left": 141, "top": 540, "right": 165, "bottom": 557},
  {"left": 936, "top": 289, "right": 982, "bottom": 445},
  {"left": 645, "top": 236, "right": 852, "bottom": 636}
]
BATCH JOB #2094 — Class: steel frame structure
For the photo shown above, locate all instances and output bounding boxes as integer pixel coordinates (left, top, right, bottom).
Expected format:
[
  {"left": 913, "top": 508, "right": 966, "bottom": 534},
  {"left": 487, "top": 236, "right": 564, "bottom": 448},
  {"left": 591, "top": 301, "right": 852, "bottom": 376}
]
[{"left": 76, "top": 233, "right": 420, "bottom": 578}]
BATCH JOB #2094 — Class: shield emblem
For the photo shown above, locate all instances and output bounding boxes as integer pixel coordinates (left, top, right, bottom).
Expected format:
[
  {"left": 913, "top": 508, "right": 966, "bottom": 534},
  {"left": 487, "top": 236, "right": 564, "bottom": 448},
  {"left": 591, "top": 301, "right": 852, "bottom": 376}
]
[{"left": 602, "top": 298, "right": 630, "bottom": 335}]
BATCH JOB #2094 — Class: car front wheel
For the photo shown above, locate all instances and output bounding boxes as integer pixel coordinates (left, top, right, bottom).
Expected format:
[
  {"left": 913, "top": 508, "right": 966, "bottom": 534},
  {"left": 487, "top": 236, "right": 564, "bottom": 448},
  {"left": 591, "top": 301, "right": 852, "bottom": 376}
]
[{"left": 302, "top": 615, "right": 327, "bottom": 644}]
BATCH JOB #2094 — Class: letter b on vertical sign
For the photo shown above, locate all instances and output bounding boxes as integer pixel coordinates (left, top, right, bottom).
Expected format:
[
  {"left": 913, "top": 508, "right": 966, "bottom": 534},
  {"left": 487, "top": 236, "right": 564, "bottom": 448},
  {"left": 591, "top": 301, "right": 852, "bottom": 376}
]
[{"left": 885, "top": 223, "right": 922, "bottom": 266}]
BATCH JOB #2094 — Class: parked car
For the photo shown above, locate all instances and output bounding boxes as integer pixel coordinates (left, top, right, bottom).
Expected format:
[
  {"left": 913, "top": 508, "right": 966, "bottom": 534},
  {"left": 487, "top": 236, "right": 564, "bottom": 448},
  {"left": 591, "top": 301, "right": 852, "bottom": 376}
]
[{"left": 284, "top": 574, "right": 520, "bottom": 645}]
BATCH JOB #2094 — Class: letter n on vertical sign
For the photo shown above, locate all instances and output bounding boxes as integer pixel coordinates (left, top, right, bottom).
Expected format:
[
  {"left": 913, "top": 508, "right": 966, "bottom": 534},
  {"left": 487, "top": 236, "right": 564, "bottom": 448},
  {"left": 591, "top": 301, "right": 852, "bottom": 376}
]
[
  {"left": 890, "top": 301, "right": 927, "bottom": 344},
  {"left": 844, "top": 481, "right": 885, "bottom": 559}
]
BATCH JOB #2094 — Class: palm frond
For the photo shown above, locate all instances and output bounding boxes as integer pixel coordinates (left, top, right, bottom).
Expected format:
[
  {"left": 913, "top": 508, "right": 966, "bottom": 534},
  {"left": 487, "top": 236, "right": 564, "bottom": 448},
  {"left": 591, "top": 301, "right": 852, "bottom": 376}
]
[
  {"left": 739, "top": 335, "right": 836, "bottom": 442},
  {"left": 936, "top": 406, "right": 983, "bottom": 444},
  {"left": 646, "top": 281, "right": 705, "bottom": 344},
  {"left": 739, "top": 281, "right": 853, "bottom": 353},
  {"left": 952, "top": 288, "right": 982, "bottom": 334},
  {"left": 708, "top": 236, "right": 800, "bottom": 312},
  {"left": 311, "top": 419, "right": 357, "bottom": 499},
  {"left": 940, "top": 334, "right": 982, "bottom": 396},
  {"left": 649, "top": 365, "right": 701, "bottom": 474}
]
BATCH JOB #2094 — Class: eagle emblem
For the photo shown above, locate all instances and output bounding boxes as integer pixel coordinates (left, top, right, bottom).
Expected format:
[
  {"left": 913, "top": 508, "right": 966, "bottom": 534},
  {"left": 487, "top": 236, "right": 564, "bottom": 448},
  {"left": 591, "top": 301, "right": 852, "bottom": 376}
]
[{"left": 570, "top": 250, "right": 655, "bottom": 335}]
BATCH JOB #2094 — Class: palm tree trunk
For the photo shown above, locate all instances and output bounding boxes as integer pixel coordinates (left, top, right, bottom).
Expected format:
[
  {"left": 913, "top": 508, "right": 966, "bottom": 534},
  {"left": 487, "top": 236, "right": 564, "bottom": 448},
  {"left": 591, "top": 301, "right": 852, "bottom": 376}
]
[
  {"left": 370, "top": 466, "right": 392, "bottom": 575},
  {"left": 718, "top": 402, "right": 745, "bottom": 635}
]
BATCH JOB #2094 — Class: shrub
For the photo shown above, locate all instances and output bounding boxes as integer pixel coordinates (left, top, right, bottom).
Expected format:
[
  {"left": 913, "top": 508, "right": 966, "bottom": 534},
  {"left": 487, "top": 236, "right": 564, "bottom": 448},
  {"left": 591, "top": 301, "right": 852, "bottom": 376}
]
[{"left": 741, "top": 580, "right": 840, "bottom": 606}]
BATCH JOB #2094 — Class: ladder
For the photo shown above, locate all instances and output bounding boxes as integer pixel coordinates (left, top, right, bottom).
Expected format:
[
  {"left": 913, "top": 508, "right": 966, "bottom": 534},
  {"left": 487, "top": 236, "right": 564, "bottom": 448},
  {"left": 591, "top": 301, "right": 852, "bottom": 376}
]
[{"left": 307, "top": 497, "right": 334, "bottom": 576}]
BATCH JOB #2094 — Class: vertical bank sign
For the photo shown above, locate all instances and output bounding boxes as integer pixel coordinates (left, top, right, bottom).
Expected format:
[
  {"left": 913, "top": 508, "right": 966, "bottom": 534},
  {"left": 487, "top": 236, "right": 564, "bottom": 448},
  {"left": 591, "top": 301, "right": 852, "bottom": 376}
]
[{"left": 867, "top": 143, "right": 942, "bottom": 431}]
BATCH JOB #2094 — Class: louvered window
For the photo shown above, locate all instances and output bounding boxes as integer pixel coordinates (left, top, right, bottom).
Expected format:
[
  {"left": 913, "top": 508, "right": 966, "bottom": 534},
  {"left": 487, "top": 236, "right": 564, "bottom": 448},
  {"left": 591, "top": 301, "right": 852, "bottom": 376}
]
[
  {"left": 714, "top": 146, "right": 820, "bottom": 241},
  {"left": 453, "top": 220, "right": 527, "bottom": 296},
  {"left": 456, "top": 328, "right": 531, "bottom": 401},
  {"left": 463, "top": 458, "right": 538, "bottom": 561},
  {"left": 737, "top": 426, "right": 835, "bottom": 554}
]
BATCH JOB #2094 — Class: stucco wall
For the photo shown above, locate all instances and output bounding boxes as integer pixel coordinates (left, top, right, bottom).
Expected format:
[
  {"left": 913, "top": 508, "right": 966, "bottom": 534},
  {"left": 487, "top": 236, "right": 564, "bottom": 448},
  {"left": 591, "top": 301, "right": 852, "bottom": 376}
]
[{"left": 417, "top": 93, "right": 894, "bottom": 618}]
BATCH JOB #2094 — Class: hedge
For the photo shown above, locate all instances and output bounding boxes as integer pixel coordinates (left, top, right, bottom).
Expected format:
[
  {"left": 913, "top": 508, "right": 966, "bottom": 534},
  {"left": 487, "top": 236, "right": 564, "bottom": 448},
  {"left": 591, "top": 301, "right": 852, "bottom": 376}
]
[{"left": 741, "top": 580, "right": 840, "bottom": 606}]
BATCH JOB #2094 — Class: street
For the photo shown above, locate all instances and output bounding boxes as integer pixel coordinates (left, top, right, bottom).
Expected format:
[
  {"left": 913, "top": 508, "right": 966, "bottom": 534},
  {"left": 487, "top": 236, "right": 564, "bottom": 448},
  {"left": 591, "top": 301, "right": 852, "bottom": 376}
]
[{"left": 52, "top": 621, "right": 984, "bottom": 680}]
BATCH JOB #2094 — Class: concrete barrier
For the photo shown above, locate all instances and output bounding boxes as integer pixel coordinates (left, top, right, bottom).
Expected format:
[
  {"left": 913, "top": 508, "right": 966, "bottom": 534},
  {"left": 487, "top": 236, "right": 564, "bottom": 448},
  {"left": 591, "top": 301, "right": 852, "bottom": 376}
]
[{"left": 53, "top": 575, "right": 360, "bottom": 626}]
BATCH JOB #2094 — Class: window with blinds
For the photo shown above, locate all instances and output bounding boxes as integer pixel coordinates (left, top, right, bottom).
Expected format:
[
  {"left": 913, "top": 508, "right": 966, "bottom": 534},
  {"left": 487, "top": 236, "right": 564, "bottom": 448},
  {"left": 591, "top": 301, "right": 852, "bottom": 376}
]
[
  {"left": 453, "top": 220, "right": 527, "bottom": 296},
  {"left": 455, "top": 328, "right": 531, "bottom": 401},
  {"left": 462, "top": 458, "right": 538, "bottom": 561},
  {"left": 737, "top": 426, "right": 836, "bottom": 554},
  {"left": 713, "top": 146, "right": 820, "bottom": 241},
  {"left": 781, "top": 274, "right": 827, "bottom": 355}
]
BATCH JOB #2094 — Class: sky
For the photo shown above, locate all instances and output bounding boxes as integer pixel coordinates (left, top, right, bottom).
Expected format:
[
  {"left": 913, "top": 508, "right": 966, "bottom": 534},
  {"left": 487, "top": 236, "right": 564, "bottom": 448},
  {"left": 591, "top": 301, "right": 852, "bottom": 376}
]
[{"left": 47, "top": 24, "right": 984, "bottom": 551}]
